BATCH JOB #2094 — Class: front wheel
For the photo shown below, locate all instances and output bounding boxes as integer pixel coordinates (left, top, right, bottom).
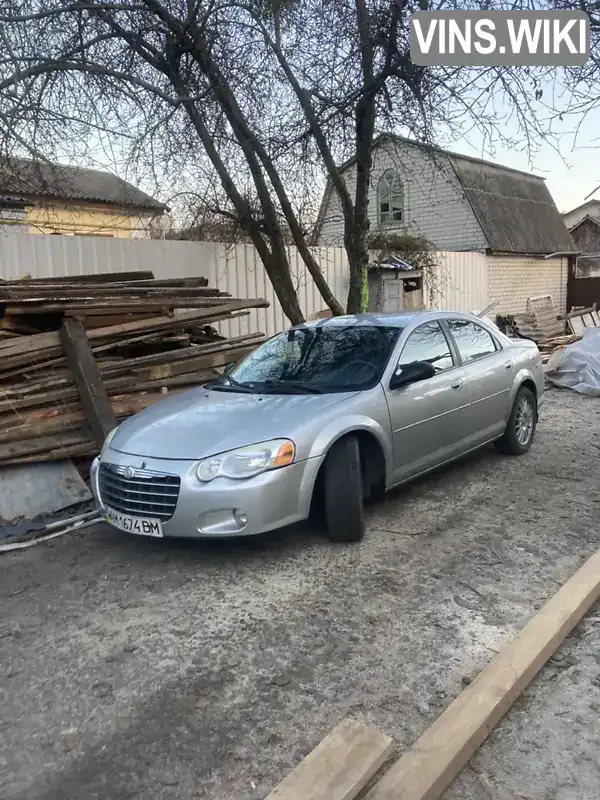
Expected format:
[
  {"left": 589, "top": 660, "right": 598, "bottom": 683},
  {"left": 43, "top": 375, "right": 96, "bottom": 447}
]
[
  {"left": 323, "top": 435, "right": 365, "bottom": 542},
  {"left": 494, "top": 386, "right": 537, "bottom": 455}
]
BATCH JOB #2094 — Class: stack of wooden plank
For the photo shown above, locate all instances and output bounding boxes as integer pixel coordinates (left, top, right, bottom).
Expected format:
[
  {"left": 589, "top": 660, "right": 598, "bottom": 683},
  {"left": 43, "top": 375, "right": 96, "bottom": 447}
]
[
  {"left": 538, "top": 333, "right": 582, "bottom": 364},
  {"left": 0, "top": 271, "right": 267, "bottom": 466},
  {"left": 511, "top": 304, "right": 565, "bottom": 344}
]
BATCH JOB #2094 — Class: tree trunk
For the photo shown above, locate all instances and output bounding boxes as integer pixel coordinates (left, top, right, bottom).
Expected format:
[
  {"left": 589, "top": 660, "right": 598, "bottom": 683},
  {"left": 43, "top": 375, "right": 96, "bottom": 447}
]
[
  {"left": 345, "top": 0, "right": 376, "bottom": 313},
  {"left": 171, "top": 80, "right": 305, "bottom": 326}
]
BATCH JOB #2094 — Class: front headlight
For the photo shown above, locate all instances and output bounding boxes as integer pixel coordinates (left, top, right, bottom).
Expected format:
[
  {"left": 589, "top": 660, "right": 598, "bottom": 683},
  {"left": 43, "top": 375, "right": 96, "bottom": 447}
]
[{"left": 196, "top": 439, "right": 295, "bottom": 482}]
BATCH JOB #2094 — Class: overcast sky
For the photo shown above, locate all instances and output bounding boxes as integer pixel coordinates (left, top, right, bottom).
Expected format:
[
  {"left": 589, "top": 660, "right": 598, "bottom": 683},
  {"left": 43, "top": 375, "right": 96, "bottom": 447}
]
[{"left": 448, "top": 100, "right": 600, "bottom": 215}]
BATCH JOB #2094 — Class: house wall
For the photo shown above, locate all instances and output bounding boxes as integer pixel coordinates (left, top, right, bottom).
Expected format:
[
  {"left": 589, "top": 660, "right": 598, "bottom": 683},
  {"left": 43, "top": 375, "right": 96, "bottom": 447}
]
[
  {"left": 317, "top": 139, "right": 487, "bottom": 251},
  {"left": 487, "top": 255, "right": 567, "bottom": 316},
  {"left": 24, "top": 200, "right": 160, "bottom": 238},
  {"left": 570, "top": 218, "right": 600, "bottom": 277},
  {"left": 0, "top": 205, "right": 28, "bottom": 233}
]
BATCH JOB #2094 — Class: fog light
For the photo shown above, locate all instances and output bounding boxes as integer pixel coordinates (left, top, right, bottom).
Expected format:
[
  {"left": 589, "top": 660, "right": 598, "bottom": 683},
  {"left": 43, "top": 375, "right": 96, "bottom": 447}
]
[
  {"left": 197, "top": 509, "right": 249, "bottom": 535},
  {"left": 233, "top": 509, "right": 247, "bottom": 527}
]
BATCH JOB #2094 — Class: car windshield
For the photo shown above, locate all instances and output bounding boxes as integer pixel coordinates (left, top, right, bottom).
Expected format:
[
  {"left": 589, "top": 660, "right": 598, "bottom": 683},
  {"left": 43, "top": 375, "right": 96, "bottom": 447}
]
[{"left": 210, "top": 321, "right": 403, "bottom": 394}]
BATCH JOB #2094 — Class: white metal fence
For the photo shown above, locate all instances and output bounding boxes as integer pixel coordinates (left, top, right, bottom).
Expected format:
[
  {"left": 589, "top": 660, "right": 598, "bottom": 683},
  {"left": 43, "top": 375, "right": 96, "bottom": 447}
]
[
  {"left": 431, "top": 250, "right": 488, "bottom": 313},
  {"left": 0, "top": 232, "right": 488, "bottom": 337}
]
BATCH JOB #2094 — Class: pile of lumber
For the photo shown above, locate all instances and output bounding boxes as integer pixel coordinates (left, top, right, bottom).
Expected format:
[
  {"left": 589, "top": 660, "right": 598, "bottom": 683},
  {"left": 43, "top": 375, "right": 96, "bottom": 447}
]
[
  {"left": 0, "top": 271, "right": 267, "bottom": 466},
  {"left": 510, "top": 302, "right": 565, "bottom": 344},
  {"left": 538, "top": 333, "right": 582, "bottom": 364}
]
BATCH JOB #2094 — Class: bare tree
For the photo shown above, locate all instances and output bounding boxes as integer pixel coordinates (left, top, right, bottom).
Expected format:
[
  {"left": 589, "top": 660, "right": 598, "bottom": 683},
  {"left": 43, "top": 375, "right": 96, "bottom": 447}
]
[
  {"left": 0, "top": 0, "right": 569, "bottom": 321},
  {"left": 0, "top": 0, "right": 344, "bottom": 323}
]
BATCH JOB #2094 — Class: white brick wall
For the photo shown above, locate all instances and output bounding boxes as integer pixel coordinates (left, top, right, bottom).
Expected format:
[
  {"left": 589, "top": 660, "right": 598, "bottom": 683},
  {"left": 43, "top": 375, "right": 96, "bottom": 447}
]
[
  {"left": 317, "top": 139, "right": 487, "bottom": 251},
  {"left": 487, "top": 255, "right": 568, "bottom": 316}
]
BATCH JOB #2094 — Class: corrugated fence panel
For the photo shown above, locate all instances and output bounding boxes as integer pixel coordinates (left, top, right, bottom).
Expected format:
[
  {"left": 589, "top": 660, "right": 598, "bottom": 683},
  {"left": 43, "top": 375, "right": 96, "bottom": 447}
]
[
  {"left": 434, "top": 251, "right": 489, "bottom": 312},
  {"left": 0, "top": 233, "right": 490, "bottom": 337}
]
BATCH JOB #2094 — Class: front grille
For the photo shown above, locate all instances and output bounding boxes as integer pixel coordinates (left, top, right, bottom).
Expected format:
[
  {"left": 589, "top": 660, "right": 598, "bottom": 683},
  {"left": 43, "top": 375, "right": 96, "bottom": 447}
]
[{"left": 98, "top": 462, "right": 180, "bottom": 521}]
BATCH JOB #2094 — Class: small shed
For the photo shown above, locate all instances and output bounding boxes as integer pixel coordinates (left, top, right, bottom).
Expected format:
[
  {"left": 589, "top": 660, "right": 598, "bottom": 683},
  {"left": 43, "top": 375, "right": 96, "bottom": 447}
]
[{"left": 367, "top": 256, "right": 425, "bottom": 313}]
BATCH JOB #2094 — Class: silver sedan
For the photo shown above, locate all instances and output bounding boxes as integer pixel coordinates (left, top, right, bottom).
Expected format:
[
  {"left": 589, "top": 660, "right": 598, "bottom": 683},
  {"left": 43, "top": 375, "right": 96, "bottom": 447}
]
[{"left": 91, "top": 311, "right": 544, "bottom": 543}]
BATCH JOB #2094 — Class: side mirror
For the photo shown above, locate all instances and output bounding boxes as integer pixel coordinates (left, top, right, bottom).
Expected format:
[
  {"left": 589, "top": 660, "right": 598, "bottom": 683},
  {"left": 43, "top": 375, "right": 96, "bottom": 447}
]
[{"left": 390, "top": 360, "right": 436, "bottom": 390}]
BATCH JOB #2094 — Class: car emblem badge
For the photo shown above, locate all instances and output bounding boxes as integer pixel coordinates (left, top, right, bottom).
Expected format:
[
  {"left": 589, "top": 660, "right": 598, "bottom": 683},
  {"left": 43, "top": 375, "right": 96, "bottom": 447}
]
[{"left": 124, "top": 467, "right": 134, "bottom": 478}]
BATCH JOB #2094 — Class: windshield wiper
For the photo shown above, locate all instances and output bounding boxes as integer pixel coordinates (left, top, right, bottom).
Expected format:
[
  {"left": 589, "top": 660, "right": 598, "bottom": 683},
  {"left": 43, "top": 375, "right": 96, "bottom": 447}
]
[
  {"left": 205, "top": 374, "right": 254, "bottom": 393},
  {"left": 254, "top": 380, "right": 324, "bottom": 395}
]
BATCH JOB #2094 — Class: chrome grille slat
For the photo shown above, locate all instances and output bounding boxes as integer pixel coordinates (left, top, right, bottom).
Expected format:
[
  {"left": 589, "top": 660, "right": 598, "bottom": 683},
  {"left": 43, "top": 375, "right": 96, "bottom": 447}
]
[
  {"left": 99, "top": 474, "right": 179, "bottom": 498},
  {"left": 99, "top": 462, "right": 180, "bottom": 521}
]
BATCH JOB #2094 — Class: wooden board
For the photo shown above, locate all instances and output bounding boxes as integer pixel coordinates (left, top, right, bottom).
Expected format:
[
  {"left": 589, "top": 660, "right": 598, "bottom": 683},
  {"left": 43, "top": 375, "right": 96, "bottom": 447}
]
[
  {"left": 0, "top": 428, "right": 92, "bottom": 461},
  {"left": 59, "top": 318, "right": 117, "bottom": 447},
  {"left": 582, "top": 312, "right": 597, "bottom": 328},
  {"left": 0, "top": 285, "right": 223, "bottom": 299},
  {"left": 98, "top": 332, "right": 261, "bottom": 375},
  {"left": 0, "top": 303, "right": 261, "bottom": 370},
  {"left": 132, "top": 344, "right": 255, "bottom": 381},
  {"left": 0, "top": 440, "right": 97, "bottom": 465},
  {"left": 569, "top": 316, "right": 586, "bottom": 336},
  {"left": 7, "top": 297, "right": 233, "bottom": 313},
  {"left": 0, "top": 393, "right": 170, "bottom": 444},
  {"left": 267, "top": 718, "right": 394, "bottom": 800},
  {"left": 5, "top": 270, "right": 155, "bottom": 284},
  {"left": 365, "top": 547, "right": 600, "bottom": 800}
]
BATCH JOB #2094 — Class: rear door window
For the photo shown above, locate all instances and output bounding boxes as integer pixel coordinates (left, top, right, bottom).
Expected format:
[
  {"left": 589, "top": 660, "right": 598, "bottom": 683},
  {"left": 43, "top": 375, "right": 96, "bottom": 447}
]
[{"left": 447, "top": 319, "right": 498, "bottom": 363}]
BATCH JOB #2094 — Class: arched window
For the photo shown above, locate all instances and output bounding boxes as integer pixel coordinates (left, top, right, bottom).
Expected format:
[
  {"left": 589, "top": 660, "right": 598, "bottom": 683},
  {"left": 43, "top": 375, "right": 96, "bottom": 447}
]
[{"left": 377, "top": 170, "right": 404, "bottom": 226}]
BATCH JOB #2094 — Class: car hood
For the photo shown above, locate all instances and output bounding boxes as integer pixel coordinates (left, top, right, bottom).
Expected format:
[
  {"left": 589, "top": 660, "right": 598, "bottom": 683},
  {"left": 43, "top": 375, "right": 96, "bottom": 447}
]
[{"left": 109, "top": 386, "right": 359, "bottom": 460}]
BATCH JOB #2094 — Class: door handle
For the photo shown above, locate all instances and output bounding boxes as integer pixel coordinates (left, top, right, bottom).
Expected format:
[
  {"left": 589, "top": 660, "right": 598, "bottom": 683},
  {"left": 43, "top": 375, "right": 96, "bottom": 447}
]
[
  {"left": 505, "top": 361, "right": 514, "bottom": 369},
  {"left": 451, "top": 379, "right": 463, "bottom": 390}
]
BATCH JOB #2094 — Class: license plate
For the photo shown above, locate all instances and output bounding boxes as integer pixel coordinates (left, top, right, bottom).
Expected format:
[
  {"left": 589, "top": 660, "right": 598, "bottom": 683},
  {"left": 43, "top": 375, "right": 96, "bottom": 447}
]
[{"left": 105, "top": 507, "right": 164, "bottom": 538}]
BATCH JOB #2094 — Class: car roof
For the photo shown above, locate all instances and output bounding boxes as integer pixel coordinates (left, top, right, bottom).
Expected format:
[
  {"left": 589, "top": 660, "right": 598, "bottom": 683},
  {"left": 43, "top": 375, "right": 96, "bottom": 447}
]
[{"left": 299, "top": 311, "right": 439, "bottom": 329}]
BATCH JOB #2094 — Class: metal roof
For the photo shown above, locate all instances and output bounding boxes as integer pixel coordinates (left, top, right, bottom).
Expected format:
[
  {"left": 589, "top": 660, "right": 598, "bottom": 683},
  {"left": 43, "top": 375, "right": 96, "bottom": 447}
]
[
  {"left": 0, "top": 157, "right": 167, "bottom": 212},
  {"left": 449, "top": 156, "right": 576, "bottom": 255},
  {"left": 314, "top": 134, "right": 576, "bottom": 255}
]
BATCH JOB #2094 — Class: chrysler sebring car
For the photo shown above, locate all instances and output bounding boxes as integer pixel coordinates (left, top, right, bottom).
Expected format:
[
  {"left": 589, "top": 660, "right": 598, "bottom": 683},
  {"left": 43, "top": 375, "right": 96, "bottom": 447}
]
[{"left": 91, "top": 310, "right": 544, "bottom": 543}]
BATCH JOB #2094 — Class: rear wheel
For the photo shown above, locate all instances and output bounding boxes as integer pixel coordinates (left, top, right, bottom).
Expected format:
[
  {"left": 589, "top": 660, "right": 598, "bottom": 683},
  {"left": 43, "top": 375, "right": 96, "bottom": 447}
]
[
  {"left": 494, "top": 386, "right": 537, "bottom": 455},
  {"left": 323, "top": 435, "right": 365, "bottom": 542}
]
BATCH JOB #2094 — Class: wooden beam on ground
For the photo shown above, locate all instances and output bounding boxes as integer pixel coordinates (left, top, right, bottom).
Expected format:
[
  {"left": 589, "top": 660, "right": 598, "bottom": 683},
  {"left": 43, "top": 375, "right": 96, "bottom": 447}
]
[
  {"left": 266, "top": 718, "right": 394, "bottom": 800},
  {"left": 365, "top": 547, "right": 600, "bottom": 800},
  {"left": 59, "top": 317, "right": 117, "bottom": 448}
]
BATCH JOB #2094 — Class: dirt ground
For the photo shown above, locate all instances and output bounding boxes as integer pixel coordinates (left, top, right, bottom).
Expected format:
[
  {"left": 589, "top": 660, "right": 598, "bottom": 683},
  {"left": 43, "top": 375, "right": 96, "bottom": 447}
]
[{"left": 2, "top": 387, "right": 600, "bottom": 800}]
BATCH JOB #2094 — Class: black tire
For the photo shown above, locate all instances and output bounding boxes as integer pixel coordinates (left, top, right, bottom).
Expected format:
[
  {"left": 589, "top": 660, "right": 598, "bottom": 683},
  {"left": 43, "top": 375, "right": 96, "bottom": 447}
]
[
  {"left": 323, "top": 435, "right": 365, "bottom": 542},
  {"left": 494, "top": 386, "right": 537, "bottom": 455}
]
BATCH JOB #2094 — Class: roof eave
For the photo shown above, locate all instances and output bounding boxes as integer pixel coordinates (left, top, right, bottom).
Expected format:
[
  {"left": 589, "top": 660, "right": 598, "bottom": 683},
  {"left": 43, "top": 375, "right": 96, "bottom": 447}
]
[{"left": 7, "top": 191, "right": 167, "bottom": 213}]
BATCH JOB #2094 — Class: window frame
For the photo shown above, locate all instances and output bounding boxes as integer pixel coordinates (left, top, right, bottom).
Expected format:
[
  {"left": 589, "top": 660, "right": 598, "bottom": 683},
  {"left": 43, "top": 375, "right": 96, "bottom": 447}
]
[
  {"left": 441, "top": 317, "right": 503, "bottom": 366},
  {"left": 393, "top": 319, "right": 457, "bottom": 378},
  {"left": 377, "top": 169, "right": 404, "bottom": 228}
]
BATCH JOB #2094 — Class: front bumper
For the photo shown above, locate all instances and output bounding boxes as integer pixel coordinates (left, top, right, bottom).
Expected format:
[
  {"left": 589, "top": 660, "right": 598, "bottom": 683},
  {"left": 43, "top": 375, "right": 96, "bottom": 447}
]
[{"left": 90, "top": 449, "right": 324, "bottom": 539}]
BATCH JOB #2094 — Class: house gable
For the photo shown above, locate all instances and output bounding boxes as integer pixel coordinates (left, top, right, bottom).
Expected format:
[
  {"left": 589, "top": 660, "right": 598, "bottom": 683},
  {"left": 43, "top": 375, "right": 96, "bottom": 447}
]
[
  {"left": 316, "top": 134, "right": 575, "bottom": 256},
  {"left": 316, "top": 138, "right": 486, "bottom": 251},
  {"left": 562, "top": 199, "right": 600, "bottom": 230},
  {"left": 568, "top": 215, "right": 600, "bottom": 276}
]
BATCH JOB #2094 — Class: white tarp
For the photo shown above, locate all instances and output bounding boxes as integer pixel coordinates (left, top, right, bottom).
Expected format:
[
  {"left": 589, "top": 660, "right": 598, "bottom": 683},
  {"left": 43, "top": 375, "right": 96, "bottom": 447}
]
[{"left": 545, "top": 327, "right": 600, "bottom": 396}]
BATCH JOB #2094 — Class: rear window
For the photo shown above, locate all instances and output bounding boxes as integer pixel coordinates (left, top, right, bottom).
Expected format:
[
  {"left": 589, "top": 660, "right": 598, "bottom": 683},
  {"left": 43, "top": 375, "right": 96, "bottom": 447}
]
[{"left": 447, "top": 319, "right": 498, "bottom": 363}]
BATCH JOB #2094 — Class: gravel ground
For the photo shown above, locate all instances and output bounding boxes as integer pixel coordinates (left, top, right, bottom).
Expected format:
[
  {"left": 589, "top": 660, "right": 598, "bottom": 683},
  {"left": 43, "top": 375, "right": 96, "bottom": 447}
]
[{"left": 1, "top": 387, "right": 600, "bottom": 800}]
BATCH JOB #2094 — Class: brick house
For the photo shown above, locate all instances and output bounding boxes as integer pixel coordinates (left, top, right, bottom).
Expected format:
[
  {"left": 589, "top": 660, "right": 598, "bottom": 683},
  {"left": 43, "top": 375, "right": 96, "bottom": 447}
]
[
  {"left": 314, "top": 134, "right": 577, "bottom": 315},
  {"left": 0, "top": 157, "right": 167, "bottom": 238}
]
